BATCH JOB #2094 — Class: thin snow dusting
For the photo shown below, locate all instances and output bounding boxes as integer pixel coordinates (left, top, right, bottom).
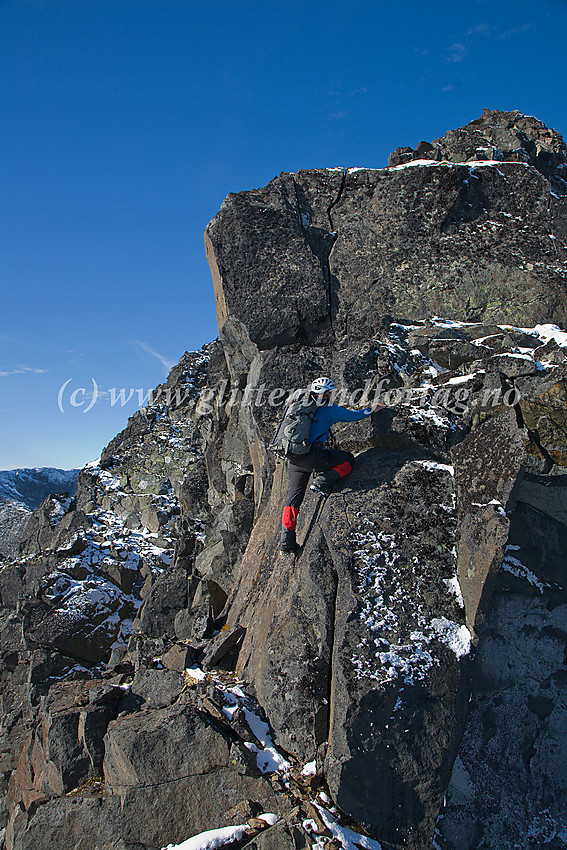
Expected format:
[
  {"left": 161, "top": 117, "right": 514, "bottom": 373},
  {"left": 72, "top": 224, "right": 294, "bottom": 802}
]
[
  {"left": 443, "top": 576, "right": 465, "bottom": 608},
  {"left": 378, "top": 639, "right": 437, "bottom": 684},
  {"left": 349, "top": 452, "right": 469, "bottom": 689},
  {"left": 185, "top": 666, "right": 207, "bottom": 681},
  {"left": 530, "top": 323, "right": 567, "bottom": 348},
  {"left": 429, "top": 317, "right": 470, "bottom": 328},
  {"left": 258, "top": 814, "right": 279, "bottom": 826},
  {"left": 386, "top": 159, "right": 532, "bottom": 175},
  {"left": 445, "top": 373, "right": 481, "bottom": 386},
  {"left": 412, "top": 460, "right": 455, "bottom": 475},
  {"left": 302, "top": 760, "right": 317, "bottom": 777},
  {"left": 409, "top": 407, "right": 455, "bottom": 430},
  {"left": 48, "top": 496, "right": 73, "bottom": 526},
  {"left": 351, "top": 512, "right": 468, "bottom": 686},
  {"left": 471, "top": 499, "right": 507, "bottom": 517},
  {"left": 14, "top": 457, "right": 186, "bottom": 655},
  {"left": 388, "top": 316, "right": 567, "bottom": 385},
  {"left": 389, "top": 159, "right": 448, "bottom": 171},
  {"left": 93, "top": 469, "right": 122, "bottom": 492},
  {"left": 491, "top": 352, "right": 537, "bottom": 362},
  {"left": 468, "top": 159, "right": 530, "bottom": 170},
  {"left": 161, "top": 815, "right": 281, "bottom": 850}
]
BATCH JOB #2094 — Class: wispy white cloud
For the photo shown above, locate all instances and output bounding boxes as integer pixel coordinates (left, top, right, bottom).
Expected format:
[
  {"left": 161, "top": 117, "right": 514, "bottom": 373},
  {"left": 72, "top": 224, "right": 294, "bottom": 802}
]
[
  {"left": 444, "top": 42, "right": 468, "bottom": 63},
  {"left": 133, "top": 340, "right": 174, "bottom": 372},
  {"left": 466, "top": 20, "right": 534, "bottom": 40},
  {"left": 442, "top": 84, "right": 455, "bottom": 92},
  {"left": 326, "top": 81, "right": 365, "bottom": 121},
  {"left": 0, "top": 365, "right": 48, "bottom": 377},
  {"left": 497, "top": 23, "right": 534, "bottom": 39},
  {"left": 467, "top": 23, "right": 494, "bottom": 36},
  {"left": 440, "top": 19, "right": 534, "bottom": 66},
  {"left": 83, "top": 390, "right": 111, "bottom": 402}
]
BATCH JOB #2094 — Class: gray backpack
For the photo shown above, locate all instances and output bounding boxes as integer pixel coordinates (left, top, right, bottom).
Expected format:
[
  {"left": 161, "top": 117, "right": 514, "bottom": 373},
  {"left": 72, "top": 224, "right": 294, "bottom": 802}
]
[{"left": 270, "top": 398, "right": 319, "bottom": 458}]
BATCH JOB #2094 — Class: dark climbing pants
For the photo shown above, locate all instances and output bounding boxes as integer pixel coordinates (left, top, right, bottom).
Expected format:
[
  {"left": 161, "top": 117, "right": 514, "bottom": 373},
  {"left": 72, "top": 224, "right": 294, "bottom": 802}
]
[{"left": 281, "top": 446, "right": 355, "bottom": 531}]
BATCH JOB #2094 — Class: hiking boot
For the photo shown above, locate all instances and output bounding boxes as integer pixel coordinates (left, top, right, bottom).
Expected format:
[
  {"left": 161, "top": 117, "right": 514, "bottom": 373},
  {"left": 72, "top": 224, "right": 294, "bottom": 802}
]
[
  {"left": 310, "top": 470, "right": 339, "bottom": 496},
  {"left": 280, "top": 528, "right": 300, "bottom": 554},
  {"left": 310, "top": 479, "right": 333, "bottom": 496}
]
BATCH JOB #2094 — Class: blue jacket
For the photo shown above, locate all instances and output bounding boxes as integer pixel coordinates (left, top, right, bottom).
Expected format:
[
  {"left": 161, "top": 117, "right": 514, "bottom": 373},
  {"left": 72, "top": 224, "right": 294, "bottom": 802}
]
[{"left": 309, "top": 403, "right": 372, "bottom": 445}]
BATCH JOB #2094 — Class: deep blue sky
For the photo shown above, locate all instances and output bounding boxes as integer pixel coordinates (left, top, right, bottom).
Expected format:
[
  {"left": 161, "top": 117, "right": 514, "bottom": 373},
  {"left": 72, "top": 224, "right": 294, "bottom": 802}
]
[{"left": 2, "top": 0, "right": 567, "bottom": 470}]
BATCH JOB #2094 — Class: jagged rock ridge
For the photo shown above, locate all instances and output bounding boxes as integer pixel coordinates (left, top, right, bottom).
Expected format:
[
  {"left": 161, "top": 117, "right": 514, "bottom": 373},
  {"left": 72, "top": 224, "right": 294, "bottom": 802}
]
[{"left": 1, "top": 110, "right": 567, "bottom": 850}]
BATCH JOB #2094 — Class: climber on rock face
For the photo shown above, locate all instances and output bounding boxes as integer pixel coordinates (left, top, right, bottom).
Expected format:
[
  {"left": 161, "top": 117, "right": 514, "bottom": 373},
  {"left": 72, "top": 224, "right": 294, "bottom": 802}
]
[{"left": 279, "top": 377, "right": 385, "bottom": 554}]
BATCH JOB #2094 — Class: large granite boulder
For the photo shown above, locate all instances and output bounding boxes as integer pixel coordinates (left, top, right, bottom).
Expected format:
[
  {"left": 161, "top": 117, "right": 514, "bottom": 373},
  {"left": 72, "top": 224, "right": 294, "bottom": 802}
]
[
  {"left": 103, "top": 703, "right": 286, "bottom": 849},
  {"left": 451, "top": 408, "right": 526, "bottom": 633},
  {"left": 226, "top": 437, "right": 475, "bottom": 847},
  {"left": 205, "top": 170, "right": 344, "bottom": 348},
  {"left": 0, "top": 503, "right": 31, "bottom": 560},
  {"left": 5, "top": 797, "right": 127, "bottom": 850},
  {"left": 330, "top": 161, "right": 567, "bottom": 342}
]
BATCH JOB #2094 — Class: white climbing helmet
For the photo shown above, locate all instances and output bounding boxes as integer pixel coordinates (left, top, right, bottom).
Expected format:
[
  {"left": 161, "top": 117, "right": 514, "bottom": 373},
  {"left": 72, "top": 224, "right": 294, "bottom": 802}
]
[{"left": 310, "top": 377, "right": 337, "bottom": 394}]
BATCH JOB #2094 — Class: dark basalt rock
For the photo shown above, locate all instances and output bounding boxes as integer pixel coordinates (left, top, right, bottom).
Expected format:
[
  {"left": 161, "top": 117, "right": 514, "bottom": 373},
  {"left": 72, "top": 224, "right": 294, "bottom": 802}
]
[
  {"left": 134, "top": 567, "right": 189, "bottom": 639},
  {"left": 205, "top": 170, "right": 344, "bottom": 349},
  {"left": 103, "top": 704, "right": 286, "bottom": 849},
  {"left": 437, "top": 502, "right": 567, "bottom": 850}
]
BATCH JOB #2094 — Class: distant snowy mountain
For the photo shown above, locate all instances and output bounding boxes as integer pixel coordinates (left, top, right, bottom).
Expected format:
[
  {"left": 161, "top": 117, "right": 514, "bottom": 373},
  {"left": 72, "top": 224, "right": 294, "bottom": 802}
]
[
  {"left": 0, "top": 467, "right": 80, "bottom": 559},
  {"left": 0, "top": 467, "right": 79, "bottom": 511}
]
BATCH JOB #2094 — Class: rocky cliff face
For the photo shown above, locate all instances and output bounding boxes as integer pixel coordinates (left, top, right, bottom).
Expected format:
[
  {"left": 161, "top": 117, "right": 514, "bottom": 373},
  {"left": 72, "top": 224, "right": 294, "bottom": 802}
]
[{"left": 1, "top": 110, "right": 567, "bottom": 850}]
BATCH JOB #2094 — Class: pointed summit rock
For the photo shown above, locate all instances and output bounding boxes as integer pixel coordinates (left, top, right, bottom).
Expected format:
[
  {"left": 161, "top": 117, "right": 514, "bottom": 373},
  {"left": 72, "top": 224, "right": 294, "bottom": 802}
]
[{"left": 206, "top": 110, "right": 567, "bottom": 352}]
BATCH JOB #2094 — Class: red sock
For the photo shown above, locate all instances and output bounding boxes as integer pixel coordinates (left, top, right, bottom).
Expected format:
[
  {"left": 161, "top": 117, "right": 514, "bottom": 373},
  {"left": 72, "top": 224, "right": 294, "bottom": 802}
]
[
  {"left": 282, "top": 506, "right": 299, "bottom": 530},
  {"left": 333, "top": 461, "right": 352, "bottom": 478}
]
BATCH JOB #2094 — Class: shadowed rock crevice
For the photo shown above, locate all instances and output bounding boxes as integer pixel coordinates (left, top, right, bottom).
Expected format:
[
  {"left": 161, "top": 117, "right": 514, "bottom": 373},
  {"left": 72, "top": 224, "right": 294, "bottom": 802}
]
[
  {"left": 290, "top": 169, "right": 346, "bottom": 343},
  {"left": 325, "top": 167, "right": 346, "bottom": 335}
]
